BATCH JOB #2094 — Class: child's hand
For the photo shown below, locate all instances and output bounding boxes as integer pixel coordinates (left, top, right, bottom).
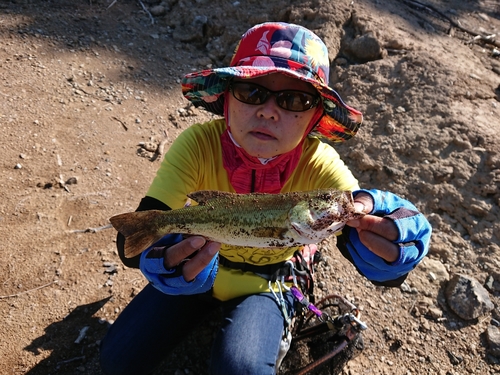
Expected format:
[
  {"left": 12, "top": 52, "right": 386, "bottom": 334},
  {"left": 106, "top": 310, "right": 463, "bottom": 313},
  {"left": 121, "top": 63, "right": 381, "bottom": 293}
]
[
  {"left": 139, "top": 235, "right": 220, "bottom": 295},
  {"left": 341, "top": 189, "right": 431, "bottom": 284},
  {"left": 163, "top": 236, "right": 220, "bottom": 281},
  {"left": 346, "top": 192, "right": 400, "bottom": 263}
]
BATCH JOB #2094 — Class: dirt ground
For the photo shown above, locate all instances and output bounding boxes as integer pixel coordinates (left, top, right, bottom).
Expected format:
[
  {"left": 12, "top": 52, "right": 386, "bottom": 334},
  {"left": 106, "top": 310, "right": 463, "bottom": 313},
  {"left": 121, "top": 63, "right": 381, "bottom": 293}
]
[{"left": 1, "top": 0, "right": 500, "bottom": 374}]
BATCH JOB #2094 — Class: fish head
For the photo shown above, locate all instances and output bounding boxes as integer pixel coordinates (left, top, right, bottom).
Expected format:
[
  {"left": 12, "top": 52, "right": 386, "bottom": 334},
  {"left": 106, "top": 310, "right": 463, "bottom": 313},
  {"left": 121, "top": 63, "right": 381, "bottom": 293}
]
[{"left": 289, "top": 190, "right": 363, "bottom": 243}]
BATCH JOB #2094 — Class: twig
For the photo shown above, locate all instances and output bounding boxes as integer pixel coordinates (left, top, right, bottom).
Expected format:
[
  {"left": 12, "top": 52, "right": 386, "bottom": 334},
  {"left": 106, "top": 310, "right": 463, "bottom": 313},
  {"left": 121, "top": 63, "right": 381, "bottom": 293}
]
[
  {"left": 58, "top": 174, "right": 70, "bottom": 193},
  {"left": 57, "top": 356, "right": 85, "bottom": 366},
  {"left": 0, "top": 281, "right": 55, "bottom": 299},
  {"left": 402, "top": 0, "right": 500, "bottom": 48},
  {"left": 157, "top": 130, "right": 169, "bottom": 156},
  {"left": 70, "top": 223, "right": 113, "bottom": 233},
  {"left": 107, "top": 0, "right": 117, "bottom": 9},
  {"left": 408, "top": 298, "right": 417, "bottom": 313},
  {"left": 138, "top": 0, "right": 155, "bottom": 25},
  {"left": 111, "top": 116, "right": 128, "bottom": 131},
  {"left": 74, "top": 326, "right": 90, "bottom": 344}
]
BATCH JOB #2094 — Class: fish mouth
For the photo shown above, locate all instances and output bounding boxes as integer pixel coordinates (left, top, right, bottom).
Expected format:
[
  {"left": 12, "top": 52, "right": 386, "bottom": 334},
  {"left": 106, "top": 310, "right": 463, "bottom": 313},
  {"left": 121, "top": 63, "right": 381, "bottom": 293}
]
[
  {"left": 290, "top": 222, "right": 314, "bottom": 242},
  {"left": 291, "top": 220, "right": 346, "bottom": 243}
]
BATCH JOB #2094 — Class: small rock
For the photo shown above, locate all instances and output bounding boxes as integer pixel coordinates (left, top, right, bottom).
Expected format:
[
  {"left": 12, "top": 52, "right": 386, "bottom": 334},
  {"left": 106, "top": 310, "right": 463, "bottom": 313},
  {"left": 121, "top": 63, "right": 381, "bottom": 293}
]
[
  {"left": 419, "top": 258, "right": 449, "bottom": 283},
  {"left": 424, "top": 23, "right": 435, "bottom": 33},
  {"left": 104, "top": 264, "right": 117, "bottom": 274},
  {"left": 428, "top": 307, "right": 443, "bottom": 320},
  {"left": 485, "top": 325, "right": 500, "bottom": 357},
  {"left": 149, "top": 5, "right": 167, "bottom": 16},
  {"left": 14, "top": 163, "right": 22, "bottom": 169},
  {"left": 484, "top": 275, "right": 494, "bottom": 291},
  {"left": 138, "top": 142, "right": 157, "bottom": 152},
  {"left": 334, "top": 57, "right": 348, "bottom": 65},
  {"left": 445, "top": 274, "right": 494, "bottom": 320},
  {"left": 447, "top": 350, "right": 463, "bottom": 365},
  {"left": 346, "top": 32, "right": 383, "bottom": 62},
  {"left": 377, "top": 103, "right": 388, "bottom": 113},
  {"left": 385, "top": 39, "right": 404, "bottom": 49},
  {"left": 419, "top": 318, "right": 431, "bottom": 332},
  {"left": 399, "top": 281, "right": 411, "bottom": 293},
  {"left": 477, "top": 13, "right": 489, "bottom": 22},
  {"left": 385, "top": 121, "right": 396, "bottom": 133},
  {"left": 65, "top": 177, "right": 78, "bottom": 185}
]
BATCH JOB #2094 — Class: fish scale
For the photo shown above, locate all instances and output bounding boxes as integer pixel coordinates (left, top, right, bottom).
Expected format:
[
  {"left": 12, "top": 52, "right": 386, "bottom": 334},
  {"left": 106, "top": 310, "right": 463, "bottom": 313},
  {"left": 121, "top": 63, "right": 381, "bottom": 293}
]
[{"left": 109, "top": 189, "right": 364, "bottom": 258}]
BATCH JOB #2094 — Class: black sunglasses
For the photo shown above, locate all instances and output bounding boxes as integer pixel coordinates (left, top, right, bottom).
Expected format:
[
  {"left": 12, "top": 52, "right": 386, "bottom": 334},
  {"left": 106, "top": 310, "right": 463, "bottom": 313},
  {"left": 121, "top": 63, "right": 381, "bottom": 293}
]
[{"left": 229, "top": 81, "right": 320, "bottom": 112}]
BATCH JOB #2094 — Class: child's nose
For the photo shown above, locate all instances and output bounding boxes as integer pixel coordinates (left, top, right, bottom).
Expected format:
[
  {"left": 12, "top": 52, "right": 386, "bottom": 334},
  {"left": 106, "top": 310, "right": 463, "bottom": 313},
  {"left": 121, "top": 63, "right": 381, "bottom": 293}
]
[{"left": 257, "top": 95, "right": 281, "bottom": 120}]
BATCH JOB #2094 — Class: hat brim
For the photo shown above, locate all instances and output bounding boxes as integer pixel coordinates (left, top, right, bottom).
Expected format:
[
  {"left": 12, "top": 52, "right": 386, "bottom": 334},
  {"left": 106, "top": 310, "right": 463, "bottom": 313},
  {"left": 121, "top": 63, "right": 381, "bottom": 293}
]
[{"left": 182, "top": 65, "right": 363, "bottom": 143}]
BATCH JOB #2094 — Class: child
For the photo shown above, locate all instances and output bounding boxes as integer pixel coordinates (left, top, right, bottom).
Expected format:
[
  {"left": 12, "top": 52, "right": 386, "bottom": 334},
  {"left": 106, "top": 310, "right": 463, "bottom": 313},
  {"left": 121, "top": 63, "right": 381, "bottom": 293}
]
[{"left": 100, "top": 22, "right": 431, "bottom": 375}]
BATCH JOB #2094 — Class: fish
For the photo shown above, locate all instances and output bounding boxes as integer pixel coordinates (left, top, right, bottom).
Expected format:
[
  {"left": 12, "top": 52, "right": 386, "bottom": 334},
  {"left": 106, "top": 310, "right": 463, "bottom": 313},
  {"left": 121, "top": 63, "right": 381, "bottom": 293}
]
[{"left": 109, "top": 189, "right": 364, "bottom": 258}]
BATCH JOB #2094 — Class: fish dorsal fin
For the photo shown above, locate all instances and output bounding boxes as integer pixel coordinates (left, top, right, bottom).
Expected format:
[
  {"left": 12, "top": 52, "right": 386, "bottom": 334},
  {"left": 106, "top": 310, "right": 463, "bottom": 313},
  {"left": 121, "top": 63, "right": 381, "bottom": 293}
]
[{"left": 187, "top": 190, "right": 237, "bottom": 206}]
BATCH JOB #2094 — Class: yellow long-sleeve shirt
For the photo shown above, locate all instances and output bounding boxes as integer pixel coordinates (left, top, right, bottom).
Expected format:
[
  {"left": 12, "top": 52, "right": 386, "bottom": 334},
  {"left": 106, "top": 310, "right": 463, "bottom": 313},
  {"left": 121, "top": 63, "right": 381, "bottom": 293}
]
[{"left": 146, "top": 119, "right": 359, "bottom": 301}]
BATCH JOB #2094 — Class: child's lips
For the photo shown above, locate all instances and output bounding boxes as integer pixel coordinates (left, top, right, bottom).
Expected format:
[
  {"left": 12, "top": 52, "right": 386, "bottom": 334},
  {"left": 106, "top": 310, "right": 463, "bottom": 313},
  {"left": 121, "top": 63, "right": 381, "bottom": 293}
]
[{"left": 250, "top": 130, "right": 276, "bottom": 140}]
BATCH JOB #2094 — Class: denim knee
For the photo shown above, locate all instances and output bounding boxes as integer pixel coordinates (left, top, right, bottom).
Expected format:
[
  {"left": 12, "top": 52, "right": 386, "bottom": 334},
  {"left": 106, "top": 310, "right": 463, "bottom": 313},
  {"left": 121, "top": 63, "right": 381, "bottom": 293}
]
[{"left": 99, "top": 328, "right": 156, "bottom": 375}]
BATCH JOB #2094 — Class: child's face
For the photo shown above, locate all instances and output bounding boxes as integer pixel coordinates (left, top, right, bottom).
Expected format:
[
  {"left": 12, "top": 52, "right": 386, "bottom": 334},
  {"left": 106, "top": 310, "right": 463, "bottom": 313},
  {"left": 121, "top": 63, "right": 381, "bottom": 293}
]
[{"left": 227, "top": 74, "right": 318, "bottom": 159}]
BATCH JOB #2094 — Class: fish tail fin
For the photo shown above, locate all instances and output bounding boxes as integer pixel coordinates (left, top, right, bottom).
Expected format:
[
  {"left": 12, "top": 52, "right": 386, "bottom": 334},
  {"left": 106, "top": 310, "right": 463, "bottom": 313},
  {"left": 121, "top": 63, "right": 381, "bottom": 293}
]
[{"left": 109, "top": 210, "right": 164, "bottom": 258}]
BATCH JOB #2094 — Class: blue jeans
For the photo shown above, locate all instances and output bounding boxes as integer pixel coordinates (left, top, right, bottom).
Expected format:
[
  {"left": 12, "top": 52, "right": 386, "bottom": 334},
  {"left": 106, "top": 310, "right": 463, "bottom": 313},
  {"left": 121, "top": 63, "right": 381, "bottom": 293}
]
[{"left": 100, "top": 283, "right": 296, "bottom": 375}]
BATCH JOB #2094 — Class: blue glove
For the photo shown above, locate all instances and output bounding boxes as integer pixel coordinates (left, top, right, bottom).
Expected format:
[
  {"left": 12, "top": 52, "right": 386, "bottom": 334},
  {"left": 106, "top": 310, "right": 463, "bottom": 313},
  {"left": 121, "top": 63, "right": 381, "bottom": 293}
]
[
  {"left": 139, "top": 234, "right": 218, "bottom": 295},
  {"left": 342, "top": 189, "right": 431, "bottom": 283}
]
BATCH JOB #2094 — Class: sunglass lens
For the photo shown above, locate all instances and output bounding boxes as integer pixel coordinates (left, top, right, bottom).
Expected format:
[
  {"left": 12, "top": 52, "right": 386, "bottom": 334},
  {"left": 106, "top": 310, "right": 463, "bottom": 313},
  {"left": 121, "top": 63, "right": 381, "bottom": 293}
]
[
  {"left": 277, "top": 92, "right": 316, "bottom": 111},
  {"left": 233, "top": 83, "right": 266, "bottom": 105},
  {"left": 231, "top": 82, "right": 317, "bottom": 112}
]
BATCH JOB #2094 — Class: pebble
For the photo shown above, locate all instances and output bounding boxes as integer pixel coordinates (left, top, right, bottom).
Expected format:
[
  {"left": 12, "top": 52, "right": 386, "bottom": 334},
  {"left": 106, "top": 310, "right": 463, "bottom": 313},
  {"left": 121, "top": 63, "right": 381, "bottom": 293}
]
[
  {"left": 150, "top": 5, "right": 167, "bottom": 16},
  {"left": 445, "top": 274, "right": 494, "bottom": 320},
  {"left": 65, "top": 177, "right": 78, "bottom": 185},
  {"left": 399, "top": 281, "right": 411, "bottom": 293},
  {"left": 428, "top": 307, "right": 443, "bottom": 320},
  {"left": 377, "top": 103, "right": 388, "bottom": 112},
  {"left": 14, "top": 163, "right": 22, "bottom": 169},
  {"left": 386, "top": 121, "right": 396, "bottom": 134}
]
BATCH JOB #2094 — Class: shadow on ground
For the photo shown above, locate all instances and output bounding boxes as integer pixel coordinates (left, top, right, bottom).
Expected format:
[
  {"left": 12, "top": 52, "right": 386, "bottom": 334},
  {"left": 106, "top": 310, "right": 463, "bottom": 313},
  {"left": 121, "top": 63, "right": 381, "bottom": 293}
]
[{"left": 24, "top": 297, "right": 111, "bottom": 375}]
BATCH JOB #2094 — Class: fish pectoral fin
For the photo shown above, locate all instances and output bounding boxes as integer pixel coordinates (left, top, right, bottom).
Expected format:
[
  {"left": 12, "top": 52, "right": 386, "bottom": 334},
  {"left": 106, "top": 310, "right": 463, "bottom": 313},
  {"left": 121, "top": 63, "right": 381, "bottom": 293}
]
[
  {"left": 187, "top": 190, "right": 237, "bottom": 205},
  {"left": 251, "top": 227, "right": 289, "bottom": 240}
]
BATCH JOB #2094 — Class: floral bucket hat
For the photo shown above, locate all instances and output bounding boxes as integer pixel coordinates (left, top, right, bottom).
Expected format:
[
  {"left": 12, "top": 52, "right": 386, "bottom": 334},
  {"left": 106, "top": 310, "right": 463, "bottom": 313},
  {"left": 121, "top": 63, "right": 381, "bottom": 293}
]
[{"left": 181, "top": 22, "right": 363, "bottom": 142}]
